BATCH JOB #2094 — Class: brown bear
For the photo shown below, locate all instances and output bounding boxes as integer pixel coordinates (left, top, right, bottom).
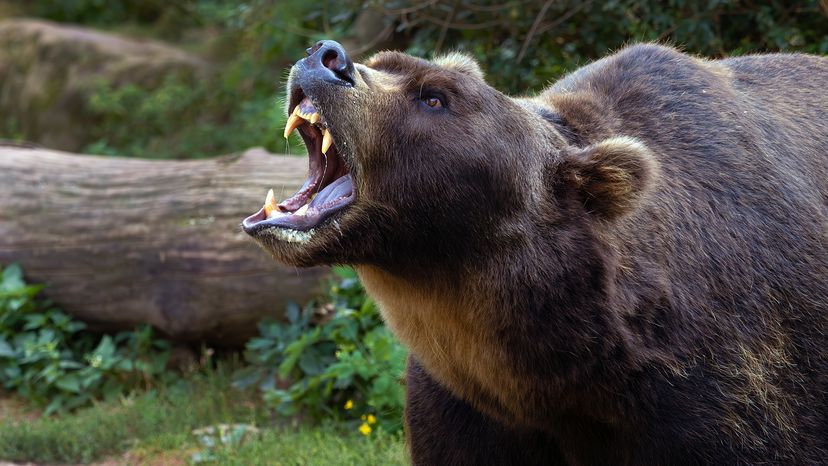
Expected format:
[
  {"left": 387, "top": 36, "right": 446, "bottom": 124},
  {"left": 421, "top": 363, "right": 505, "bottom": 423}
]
[{"left": 243, "top": 40, "right": 828, "bottom": 465}]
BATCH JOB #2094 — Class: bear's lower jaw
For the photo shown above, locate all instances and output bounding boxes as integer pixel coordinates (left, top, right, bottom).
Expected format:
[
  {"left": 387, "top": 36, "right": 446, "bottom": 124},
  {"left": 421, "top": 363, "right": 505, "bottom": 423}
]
[{"left": 242, "top": 174, "right": 354, "bottom": 235}]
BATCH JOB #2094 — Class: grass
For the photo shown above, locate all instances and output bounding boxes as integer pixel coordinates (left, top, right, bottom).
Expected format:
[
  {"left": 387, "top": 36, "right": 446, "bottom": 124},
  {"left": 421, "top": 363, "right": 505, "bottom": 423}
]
[
  {"left": 192, "top": 426, "right": 406, "bottom": 466},
  {"left": 0, "top": 364, "right": 406, "bottom": 465}
]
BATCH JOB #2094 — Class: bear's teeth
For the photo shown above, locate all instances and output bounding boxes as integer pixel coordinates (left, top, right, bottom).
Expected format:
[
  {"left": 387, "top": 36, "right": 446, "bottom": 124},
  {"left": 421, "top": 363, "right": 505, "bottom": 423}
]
[
  {"left": 284, "top": 113, "right": 303, "bottom": 139},
  {"left": 321, "top": 128, "right": 333, "bottom": 155},
  {"left": 294, "top": 203, "right": 309, "bottom": 216},
  {"left": 264, "top": 188, "right": 277, "bottom": 216},
  {"left": 284, "top": 107, "right": 322, "bottom": 138}
]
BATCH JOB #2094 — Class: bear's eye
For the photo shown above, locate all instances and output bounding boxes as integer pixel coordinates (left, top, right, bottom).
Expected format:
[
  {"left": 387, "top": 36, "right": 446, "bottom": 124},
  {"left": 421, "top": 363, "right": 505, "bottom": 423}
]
[
  {"left": 423, "top": 97, "right": 442, "bottom": 108},
  {"left": 418, "top": 91, "right": 447, "bottom": 111}
]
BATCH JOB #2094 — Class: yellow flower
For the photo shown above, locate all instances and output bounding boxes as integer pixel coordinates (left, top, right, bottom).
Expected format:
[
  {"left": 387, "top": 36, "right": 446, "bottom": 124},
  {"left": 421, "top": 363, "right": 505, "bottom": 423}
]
[
  {"left": 344, "top": 399, "right": 353, "bottom": 410},
  {"left": 367, "top": 414, "right": 377, "bottom": 425},
  {"left": 358, "top": 423, "right": 372, "bottom": 436}
]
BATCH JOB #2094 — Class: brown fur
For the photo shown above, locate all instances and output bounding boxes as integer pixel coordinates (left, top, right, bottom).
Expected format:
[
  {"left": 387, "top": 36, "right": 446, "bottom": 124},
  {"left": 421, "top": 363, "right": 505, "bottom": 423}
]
[
  {"left": 358, "top": 265, "right": 530, "bottom": 424},
  {"left": 248, "top": 43, "right": 828, "bottom": 464}
]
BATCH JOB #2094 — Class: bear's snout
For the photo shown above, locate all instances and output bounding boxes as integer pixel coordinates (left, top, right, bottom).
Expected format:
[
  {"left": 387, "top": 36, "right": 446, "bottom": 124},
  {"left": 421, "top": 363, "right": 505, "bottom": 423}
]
[{"left": 299, "top": 39, "right": 355, "bottom": 87}]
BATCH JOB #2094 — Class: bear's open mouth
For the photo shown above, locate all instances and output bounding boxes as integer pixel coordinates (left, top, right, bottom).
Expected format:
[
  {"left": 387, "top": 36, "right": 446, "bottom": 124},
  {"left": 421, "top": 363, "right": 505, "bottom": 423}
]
[{"left": 242, "top": 95, "right": 354, "bottom": 237}]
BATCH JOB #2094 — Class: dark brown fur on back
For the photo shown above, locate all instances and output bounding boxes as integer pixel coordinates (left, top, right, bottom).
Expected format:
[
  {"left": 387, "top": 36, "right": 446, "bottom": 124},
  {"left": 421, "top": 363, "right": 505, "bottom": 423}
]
[{"left": 257, "top": 44, "right": 828, "bottom": 465}]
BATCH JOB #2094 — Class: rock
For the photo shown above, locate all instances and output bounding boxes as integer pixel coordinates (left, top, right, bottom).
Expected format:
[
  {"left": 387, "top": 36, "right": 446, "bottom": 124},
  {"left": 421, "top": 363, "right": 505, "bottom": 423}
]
[{"left": 0, "top": 19, "right": 207, "bottom": 152}]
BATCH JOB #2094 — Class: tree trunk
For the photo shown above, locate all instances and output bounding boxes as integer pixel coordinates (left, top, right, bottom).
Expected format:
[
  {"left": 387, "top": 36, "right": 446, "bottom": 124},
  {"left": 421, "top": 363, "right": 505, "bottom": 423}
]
[{"left": 0, "top": 146, "right": 326, "bottom": 346}]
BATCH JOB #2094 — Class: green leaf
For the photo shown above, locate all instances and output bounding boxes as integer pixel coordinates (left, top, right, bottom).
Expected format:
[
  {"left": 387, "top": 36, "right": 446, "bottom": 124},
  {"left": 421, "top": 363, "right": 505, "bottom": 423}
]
[
  {"left": 23, "top": 313, "right": 48, "bottom": 330},
  {"left": 0, "top": 338, "right": 15, "bottom": 358},
  {"left": 58, "top": 360, "right": 84, "bottom": 370},
  {"left": 44, "top": 396, "right": 65, "bottom": 416},
  {"left": 0, "top": 263, "right": 24, "bottom": 290},
  {"left": 231, "top": 366, "right": 263, "bottom": 390},
  {"left": 93, "top": 335, "right": 116, "bottom": 359},
  {"left": 116, "top": 358, "right": 134, "bottom": 371},
  {"left": 246, "top": 337, "right": 274, "bottom": 351},
  {"left": 55, "top": 373, "right": 82, "bottom": 393},
  {"left": 286, "top": 302, "right": 300, "bottom": 324}
]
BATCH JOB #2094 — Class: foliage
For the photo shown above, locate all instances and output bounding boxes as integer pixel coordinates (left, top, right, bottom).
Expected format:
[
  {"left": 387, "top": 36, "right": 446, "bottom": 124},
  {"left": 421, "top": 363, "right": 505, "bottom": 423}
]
[
  {"left": 0, "top": 263, "right": 173, "bottom": 415},
  {"left": 233, "top": 266, "right": 408, "bottom": 434},
  {"left": 0, "top": 365, "right": 405, "bottom": 465},
  {"left": 195, "top": 424, "right": 406, "bottom": 466},
  {"left": 191, "top": 423, "right": 261, "bottom": 463},
  {"left": 22, "top": 0, "right": 203, "bottom": 39},
  {"left": 370, "top": 0, "right": 828, "bottom": 93},
  {"left": 25, "top": 0, "right": 165, "bottom": 24},
  {"left": 16, "top": 1, "right": 828, "bottom": 158},
  {"left": 73, "top": 0, "right": 318, "bottom": 159},
  {"left": 0, "top": 364, "right": 260, "bottom": 463},
  {"left": 83, "top": 73, "right": 295, "bottom": 159}
]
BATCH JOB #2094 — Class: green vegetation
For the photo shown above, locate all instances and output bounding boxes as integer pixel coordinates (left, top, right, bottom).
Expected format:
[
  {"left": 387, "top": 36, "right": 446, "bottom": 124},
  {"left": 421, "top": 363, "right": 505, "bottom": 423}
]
[
  {"left": 199, "top": 425, "right": 406, "bottom": 466},
  {"left": 0, "top": 262, "right": 406, "bottom": 462},
  {"left": 64, "top": 0, "right": 322, "bottom": 159},
  {"left": 7, "top": 2, "right": 826, "bottom": 156},
  {"left": 11, "top": 1, "right": 826, "bottom": 159},
  {"left": 393, "top": 0, "right": 828, "bottom": 93},
  {"left": 0, "top": 263, "right": 173, "bottom": 415},
  {"left": 0, "top": 365, "right": 406, "bottom": 465},
  {"left": 234, "top": 267, "right": 407, "bottom": 433},
  {"left": 84, "top": 74, "right": 295, "bottom": 159}
]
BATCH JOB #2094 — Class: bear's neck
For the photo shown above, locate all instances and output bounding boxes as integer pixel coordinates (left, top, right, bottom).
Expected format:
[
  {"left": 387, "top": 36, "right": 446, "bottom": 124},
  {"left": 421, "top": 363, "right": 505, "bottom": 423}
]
[{"left": 356, "top": 236, "right": 639, "bottom": 427}]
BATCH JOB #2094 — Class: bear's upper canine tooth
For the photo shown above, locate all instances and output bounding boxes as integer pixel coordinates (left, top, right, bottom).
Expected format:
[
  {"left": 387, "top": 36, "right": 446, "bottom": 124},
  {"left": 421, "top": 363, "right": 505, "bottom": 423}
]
[
  {"left": 284, "top": 114, "right": 304, "bottom": 139},
  {"left": 321, "top": 128, "right": 333, "bottom": 155},
  {"left": 294, "top": 203, "right": 309, "bottom": 216},
  {"left": 264, "top": 188, "right": 277, "bottom": 216},
  {"left": 309, "top": 113, "right": 320, "bottom": 124}
]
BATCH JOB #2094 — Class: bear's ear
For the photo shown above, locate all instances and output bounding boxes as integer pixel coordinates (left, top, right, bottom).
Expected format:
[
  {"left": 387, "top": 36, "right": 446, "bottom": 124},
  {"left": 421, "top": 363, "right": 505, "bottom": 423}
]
[
  {"left": 558, "top": 136, "right": 658, "bottom": 221},
  {"left": 432, "top": 53, "right": 485, "bottom": 80}
]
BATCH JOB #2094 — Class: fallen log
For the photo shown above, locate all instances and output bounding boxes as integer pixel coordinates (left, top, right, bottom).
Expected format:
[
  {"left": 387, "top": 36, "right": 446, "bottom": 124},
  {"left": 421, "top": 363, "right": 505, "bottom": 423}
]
[{"left": 0, "top": 146, "right": 327, "bottom": 346}]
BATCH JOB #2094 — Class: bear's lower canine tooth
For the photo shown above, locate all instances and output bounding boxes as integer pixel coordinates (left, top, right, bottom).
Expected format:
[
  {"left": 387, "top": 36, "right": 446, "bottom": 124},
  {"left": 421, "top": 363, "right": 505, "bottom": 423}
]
[
  {"left": 321, "top": 128, "right": 333, "bottom": 155},
  {"left": 264, "top": 188, "right": 277, "bottom": 216},
  {"left": 294, "top": 203, "right": 309, "bottom": 216},
  {"left": 284, "top": 114, "right": 304, "bottom": 139}
]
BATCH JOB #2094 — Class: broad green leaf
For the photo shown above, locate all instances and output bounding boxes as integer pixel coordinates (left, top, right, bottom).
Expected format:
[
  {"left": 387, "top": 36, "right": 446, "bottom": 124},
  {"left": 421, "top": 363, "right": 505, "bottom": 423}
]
[
  {"left": 55, "top": 373, "right": 82, "bottom": 393},
  {"left": 0, "top": 338, "right": 14, "bottom": 358}
]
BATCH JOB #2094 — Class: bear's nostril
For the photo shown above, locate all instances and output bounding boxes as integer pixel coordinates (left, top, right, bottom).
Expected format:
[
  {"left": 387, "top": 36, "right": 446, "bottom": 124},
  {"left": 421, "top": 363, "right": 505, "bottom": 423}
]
[
  {"left": 322, "top": 50, "right": 339, "bottom": 71},
  {"left": 303, "top": 40, "right": 355, "bottom": 86}
]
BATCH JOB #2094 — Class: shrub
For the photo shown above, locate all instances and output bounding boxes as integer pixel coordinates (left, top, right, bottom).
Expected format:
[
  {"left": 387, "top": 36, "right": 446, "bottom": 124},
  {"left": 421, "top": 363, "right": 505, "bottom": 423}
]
[
  {"left": 0, "top": 263, "right": 173, "bottom": 414},
  {"left": 374, "top": 0, "right": 828, "bottom": 93},
  {"left": 233, "top": 266, "right": 408, "bottom": 434},
  {"left": 75, "top": 0, "right": 318, "bottom": 159},
  {"left": 83, "top": 71, "right": 302, "bottom": 159}
]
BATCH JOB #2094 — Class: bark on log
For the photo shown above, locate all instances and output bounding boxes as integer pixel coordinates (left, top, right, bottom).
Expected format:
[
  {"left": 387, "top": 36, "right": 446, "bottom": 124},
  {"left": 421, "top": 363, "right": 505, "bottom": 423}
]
[{"left": 0, "top": 146, "right": 327, "bottom": 346}]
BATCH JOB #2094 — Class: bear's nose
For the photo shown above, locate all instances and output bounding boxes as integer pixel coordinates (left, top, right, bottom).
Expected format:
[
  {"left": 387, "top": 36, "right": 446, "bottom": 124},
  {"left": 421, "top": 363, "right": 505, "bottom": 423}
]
[{"left": 303, "top": 40, "right": 355, "bottom": 86}]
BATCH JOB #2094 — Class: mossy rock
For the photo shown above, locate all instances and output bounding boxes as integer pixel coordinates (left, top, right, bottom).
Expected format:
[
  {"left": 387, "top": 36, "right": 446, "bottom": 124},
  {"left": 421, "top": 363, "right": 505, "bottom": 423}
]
[{"left": 0, "top": 19, "right": 208, "bottom": 151}]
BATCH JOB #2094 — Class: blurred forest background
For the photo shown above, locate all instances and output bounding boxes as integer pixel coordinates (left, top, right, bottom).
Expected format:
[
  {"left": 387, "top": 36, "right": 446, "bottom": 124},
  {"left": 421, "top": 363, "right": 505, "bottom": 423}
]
[
  {"left": 0, "top": 1, "right": 826, "bottom": 464},
  {"left": 2, "top": 0, "right": 827, "bottom": 159}
]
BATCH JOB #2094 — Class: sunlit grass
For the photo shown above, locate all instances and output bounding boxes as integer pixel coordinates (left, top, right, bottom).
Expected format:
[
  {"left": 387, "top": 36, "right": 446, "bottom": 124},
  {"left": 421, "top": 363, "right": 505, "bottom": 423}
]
[
  {"left": 192, "top": 426, "right": 406, "bottom": 466},
  {"left": 0, "top": 364, "right": 406, "bottom": 465}
]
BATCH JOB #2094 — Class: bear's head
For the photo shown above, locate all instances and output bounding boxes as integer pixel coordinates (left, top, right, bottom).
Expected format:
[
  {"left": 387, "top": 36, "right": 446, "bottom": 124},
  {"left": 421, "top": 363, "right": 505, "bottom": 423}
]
[{"left": 243, "top": 41, "right": 657, "bottom": 277}]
